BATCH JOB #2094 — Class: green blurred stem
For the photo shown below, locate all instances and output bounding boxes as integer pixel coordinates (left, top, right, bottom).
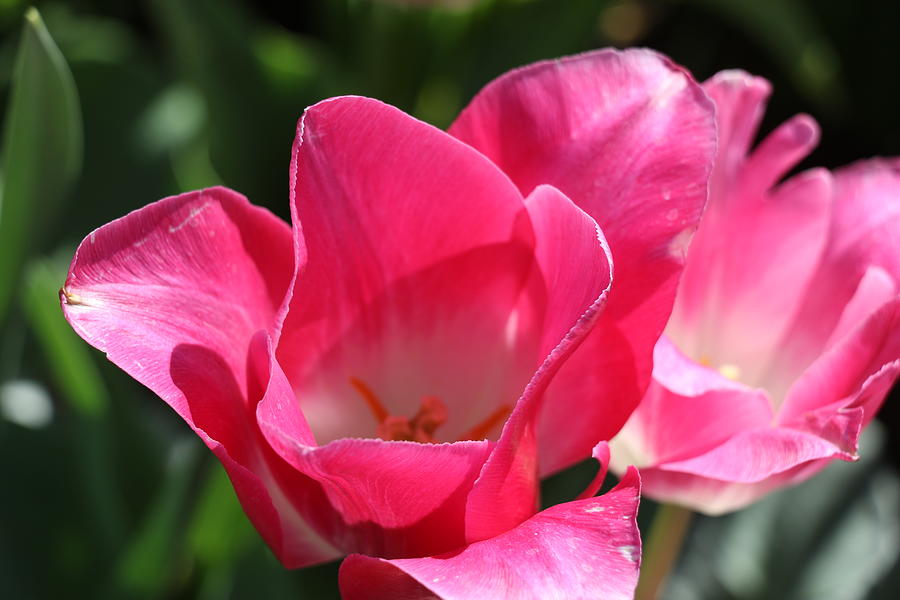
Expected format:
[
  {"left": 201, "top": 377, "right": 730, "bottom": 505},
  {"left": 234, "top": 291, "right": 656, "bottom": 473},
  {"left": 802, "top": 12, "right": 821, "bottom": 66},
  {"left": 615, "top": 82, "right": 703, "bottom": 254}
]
[{"left": 635, "top": 504, "right": 694, "bottom": 600}]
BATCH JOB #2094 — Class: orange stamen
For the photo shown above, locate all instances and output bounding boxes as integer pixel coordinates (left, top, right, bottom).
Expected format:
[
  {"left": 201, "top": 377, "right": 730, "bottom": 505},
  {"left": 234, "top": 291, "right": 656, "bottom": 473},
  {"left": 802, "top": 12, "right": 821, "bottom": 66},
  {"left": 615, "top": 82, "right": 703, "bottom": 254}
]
[
  {"left": 349, "top": 377, "right": 389, "bottom": 422},
  {"left": 458, "top": 404, "right": 512, "bottom": 441},
  {"left": 350, "top": 377, "right": 507, "bottom": 444},
  {"left": 349, "top": 378, "right": 447, "bottom": 442}
]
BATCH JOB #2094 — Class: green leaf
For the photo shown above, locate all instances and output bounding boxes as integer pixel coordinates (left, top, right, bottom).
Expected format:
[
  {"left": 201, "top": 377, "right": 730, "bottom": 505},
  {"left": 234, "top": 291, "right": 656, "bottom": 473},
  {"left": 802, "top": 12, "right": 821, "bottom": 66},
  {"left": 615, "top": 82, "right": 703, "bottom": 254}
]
[{"left": 0, "top": 8, "right": 82, "bottom": 321}]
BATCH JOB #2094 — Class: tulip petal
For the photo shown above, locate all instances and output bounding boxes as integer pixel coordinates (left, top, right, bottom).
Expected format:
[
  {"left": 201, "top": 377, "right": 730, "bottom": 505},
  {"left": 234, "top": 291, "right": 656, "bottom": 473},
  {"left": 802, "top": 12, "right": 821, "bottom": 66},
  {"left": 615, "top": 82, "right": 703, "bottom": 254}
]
[
  {"left": 779, "top": 298, "right": 900, "bottom": 426},
  {"left": 826, "top": 266, "right": 897, "bottom": 349},
  {"left": 670, "top": 70, "right": 824, "bottom": 370},
  {"left": 608, "top": 339, "right": 827, "bottom": 516},
  {"left": 670, "top": 169, "right": 833, "bottom": 384},
  {"left": 286, "top": 437, "right": 493, "bottom": 559},
  {"left": 700, "top": 70, "right": 771, "bottom": 193},
  {"left": 827, "top": 158, "right": 900, "bottom": 274},
  {"left": 339, "top": 468, "right": 641, "bottom": 600},
  {"left": 823, "top": 158, "right": 900, "bottom": 287},
  {"left": 698, "top": 70, "right": 819, "bottom": 208},
  {"left": 577, "top": 442, "right": 611, "bottom": 500},
  {"left": 524, "top": 186, "right": 614, "bottom": 360},
  {"left": 742, "top": 114, "right": 821, "bottom": 194},
  {"left": 638, "top": 458, "right": 830, "bottom": 516},
  {"left": 610, "top": 337, "right": 773, "bottom": 469},
  {"left": 464, "top": 185, "right": 613, "bottom": 542},
  {"left": 765, "top": 266, "right": 896, "bottom": 398},
  {"left": 278, "top": 95, "right": 529, "bottom": 392},
  {"left": 450, "top": 48, "right": 717, "bottom": 475},
  {"left": 637, "top": 425, "right": 858, "bottom": 515},
  {"left": 771, "top": 158, "right": 900, "bottom": 380},
  {"left": 61, "top": 188, "right": 340, "bottom": 566},
  {"left": 62, "top": 187, "right": 292, "bottom": 394},
  {"left": 655, "top": 428, "right": 856, "bottom": 482}
]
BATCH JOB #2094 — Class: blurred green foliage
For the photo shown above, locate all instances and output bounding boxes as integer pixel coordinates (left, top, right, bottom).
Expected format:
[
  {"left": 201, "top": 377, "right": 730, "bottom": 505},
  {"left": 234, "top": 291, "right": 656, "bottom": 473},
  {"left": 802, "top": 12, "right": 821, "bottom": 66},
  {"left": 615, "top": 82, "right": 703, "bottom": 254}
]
[
  {"left": 0, "top": 1, "right": 898, "bottom": 599},
  {"left": 0, "top": 8, "right": 80, "bottom": 321}
]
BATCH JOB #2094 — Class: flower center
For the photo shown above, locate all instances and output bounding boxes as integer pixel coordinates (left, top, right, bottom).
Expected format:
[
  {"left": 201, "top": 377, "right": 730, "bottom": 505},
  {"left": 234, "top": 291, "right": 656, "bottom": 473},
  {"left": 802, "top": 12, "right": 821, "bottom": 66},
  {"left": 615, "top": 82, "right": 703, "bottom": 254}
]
[
  {"left": 698, "top": 355, "right": 742, "bottom": 381},
  {"left": 349, "top": 377, "right": 511, "bottom": 443}
]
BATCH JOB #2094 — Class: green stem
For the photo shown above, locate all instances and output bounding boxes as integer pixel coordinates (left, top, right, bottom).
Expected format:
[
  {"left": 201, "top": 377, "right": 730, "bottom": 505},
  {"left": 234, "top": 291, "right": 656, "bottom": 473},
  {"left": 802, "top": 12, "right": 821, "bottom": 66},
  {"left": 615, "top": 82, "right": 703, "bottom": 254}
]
[{"left": 635, "top": 504, "right": 694, "bottom": 600}]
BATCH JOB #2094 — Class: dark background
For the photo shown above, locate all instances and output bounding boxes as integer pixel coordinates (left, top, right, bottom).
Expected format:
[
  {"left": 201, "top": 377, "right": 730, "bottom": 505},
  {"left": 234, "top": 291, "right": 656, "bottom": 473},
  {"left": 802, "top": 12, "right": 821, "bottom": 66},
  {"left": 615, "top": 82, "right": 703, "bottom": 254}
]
[{"left": 0, "top": 1, "right": 897, "bottom": 598}]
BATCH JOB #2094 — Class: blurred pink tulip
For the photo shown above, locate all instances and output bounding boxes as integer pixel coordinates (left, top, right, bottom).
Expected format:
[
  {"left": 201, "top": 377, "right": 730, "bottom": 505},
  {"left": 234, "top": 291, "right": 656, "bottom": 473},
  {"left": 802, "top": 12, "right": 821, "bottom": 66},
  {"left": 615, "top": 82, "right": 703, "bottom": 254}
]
[
  {"left": 61, "top": 49, "right": 716, "bottom": 597},
  {"left": 611, "top": 70, "right": 900, "bottom": 514}
]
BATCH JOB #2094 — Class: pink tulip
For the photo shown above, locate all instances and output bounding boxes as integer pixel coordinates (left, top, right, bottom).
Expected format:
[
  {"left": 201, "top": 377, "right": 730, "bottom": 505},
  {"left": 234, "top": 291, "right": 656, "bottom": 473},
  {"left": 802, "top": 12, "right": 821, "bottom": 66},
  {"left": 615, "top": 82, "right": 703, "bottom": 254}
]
[
  {"left": 61, "top": 49, "right": 715, "bottom": 598},
  {"left": 611, "top": 70, "right": 900, "bottom": 514}
]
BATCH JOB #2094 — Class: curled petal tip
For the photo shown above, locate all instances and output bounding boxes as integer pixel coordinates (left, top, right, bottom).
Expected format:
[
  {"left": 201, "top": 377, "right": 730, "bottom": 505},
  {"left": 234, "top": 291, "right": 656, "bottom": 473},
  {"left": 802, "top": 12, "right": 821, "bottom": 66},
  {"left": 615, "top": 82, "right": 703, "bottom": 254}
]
[
  {"left": 708, "top": 69, "right": 772, "bottom": 94},
  {"left": 790, "top": 113, "right": 820, "bottom": 145}
]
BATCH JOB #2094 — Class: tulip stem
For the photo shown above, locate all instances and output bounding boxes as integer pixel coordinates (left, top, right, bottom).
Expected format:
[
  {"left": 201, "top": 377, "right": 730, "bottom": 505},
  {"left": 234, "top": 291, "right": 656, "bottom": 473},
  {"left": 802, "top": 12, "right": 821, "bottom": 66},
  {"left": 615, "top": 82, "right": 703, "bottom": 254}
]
[{"left": 635, "top": 503, "right": 693, "bottom": 600}]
